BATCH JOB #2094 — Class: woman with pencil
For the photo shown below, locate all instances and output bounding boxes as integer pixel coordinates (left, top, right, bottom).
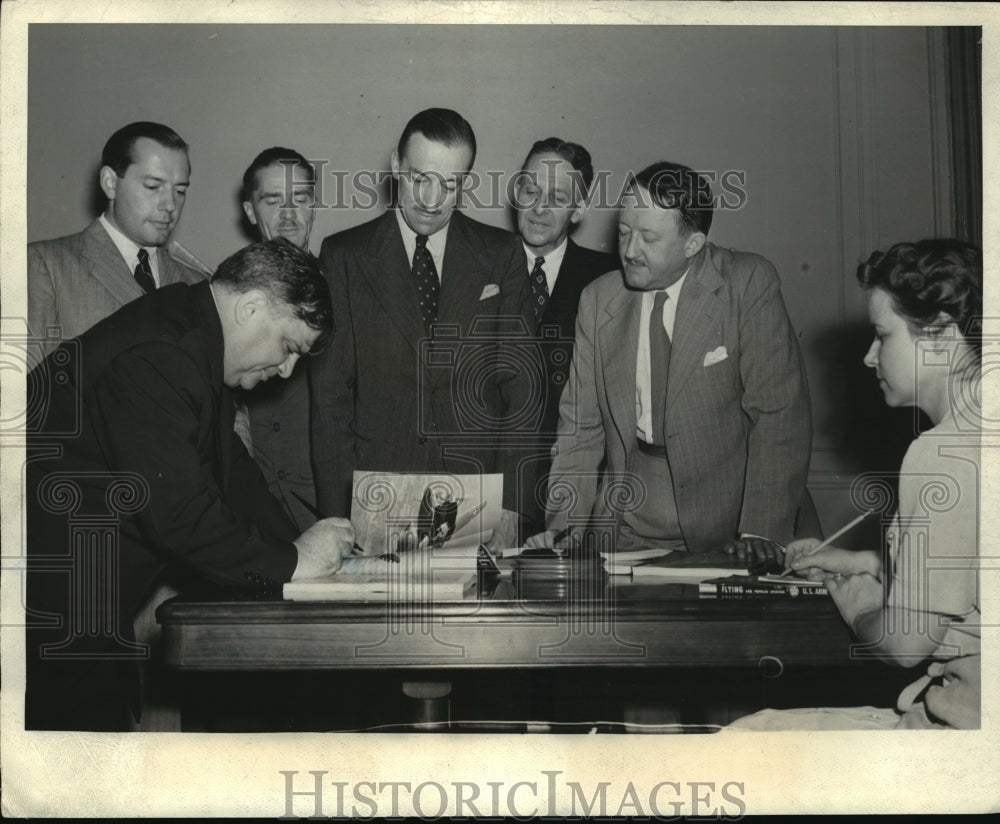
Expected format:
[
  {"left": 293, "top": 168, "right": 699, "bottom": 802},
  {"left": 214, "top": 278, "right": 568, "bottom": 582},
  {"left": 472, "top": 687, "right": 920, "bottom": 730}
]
[{"left": 730, "top": 238, "right": 982, "bottom": 730}]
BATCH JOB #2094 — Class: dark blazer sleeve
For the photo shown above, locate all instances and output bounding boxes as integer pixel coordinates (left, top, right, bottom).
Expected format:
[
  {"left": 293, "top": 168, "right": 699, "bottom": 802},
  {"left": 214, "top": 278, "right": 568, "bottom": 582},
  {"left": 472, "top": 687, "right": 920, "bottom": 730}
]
[
  {"left": 223, "top": 423, "right": 300, "bottom": 543},
  {"left": 734, "top": 256, "right": 812, "bottom": 541},
  {"left": 88, "top": 342, "right": 299, "bottom": 585},
  {"left": 310, "top": 235, "right": 358, "bottom": 517}
]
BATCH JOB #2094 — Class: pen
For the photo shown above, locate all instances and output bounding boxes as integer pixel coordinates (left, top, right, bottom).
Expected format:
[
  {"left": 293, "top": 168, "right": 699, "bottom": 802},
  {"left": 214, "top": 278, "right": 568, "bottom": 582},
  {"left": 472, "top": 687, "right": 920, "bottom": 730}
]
[
  {"left": 778, "top": 509, "right": 876, "bottom": 577},
  {"left": 289, "top": 490, "right": 365, "bottom": 555}
]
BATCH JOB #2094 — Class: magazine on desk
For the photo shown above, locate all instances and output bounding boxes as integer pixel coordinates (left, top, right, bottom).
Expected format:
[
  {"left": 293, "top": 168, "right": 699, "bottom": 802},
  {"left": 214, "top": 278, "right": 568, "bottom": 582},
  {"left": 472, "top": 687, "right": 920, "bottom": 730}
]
[{"left": 283, "top": 472, "right": 502, "bottom": 601}]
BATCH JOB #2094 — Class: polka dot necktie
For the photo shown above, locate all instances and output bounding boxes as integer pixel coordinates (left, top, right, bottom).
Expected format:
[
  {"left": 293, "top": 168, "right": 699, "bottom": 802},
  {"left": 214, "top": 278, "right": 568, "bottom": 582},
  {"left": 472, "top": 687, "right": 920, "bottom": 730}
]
[
  {"left": 412, "top": 234, "right": 440, "bottom": 329},
  {"left": 649, "top": 291, "right": 671, "bottom": 446},
  {"left": 529, "top": 255, "right": 549, "bottom": 322},
  {"left": 134, "top": 248, "right": 156, "bottom": 294}
]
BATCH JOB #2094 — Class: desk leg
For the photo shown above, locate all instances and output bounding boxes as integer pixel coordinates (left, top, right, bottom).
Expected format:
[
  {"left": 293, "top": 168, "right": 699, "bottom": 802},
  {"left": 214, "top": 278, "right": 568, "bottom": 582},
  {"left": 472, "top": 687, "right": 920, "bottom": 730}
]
[{"left": 401, "top": 681, "right": 452, "bottom": 730}]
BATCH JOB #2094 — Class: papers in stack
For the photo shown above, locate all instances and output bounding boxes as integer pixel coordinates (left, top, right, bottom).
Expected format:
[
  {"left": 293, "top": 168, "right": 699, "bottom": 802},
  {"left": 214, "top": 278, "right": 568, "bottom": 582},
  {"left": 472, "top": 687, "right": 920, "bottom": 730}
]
[
  {"left": 604, "top": 548, "right": 746, "bottom": 580},
  {"left": 282, "top": 471, "right": 499, "bottom": 602}
]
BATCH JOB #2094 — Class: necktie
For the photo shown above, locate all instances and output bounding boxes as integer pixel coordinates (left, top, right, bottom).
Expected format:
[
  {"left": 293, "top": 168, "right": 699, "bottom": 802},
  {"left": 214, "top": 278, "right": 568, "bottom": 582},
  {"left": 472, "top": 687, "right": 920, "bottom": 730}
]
[
  {"left": 412, "top": 234, "right": 440, "bottom": 329},
  {"left": 134, "top": 248, "right": 156, "bottom": 294},
  {"left": 648, "top": 291, "right": 671, "bottom": 446},
  {"left": 233, "top": 399, "right": 253, "bottom": 453},
  {"left": 529, "top": 256, "right": 549, "bottom": 323}
]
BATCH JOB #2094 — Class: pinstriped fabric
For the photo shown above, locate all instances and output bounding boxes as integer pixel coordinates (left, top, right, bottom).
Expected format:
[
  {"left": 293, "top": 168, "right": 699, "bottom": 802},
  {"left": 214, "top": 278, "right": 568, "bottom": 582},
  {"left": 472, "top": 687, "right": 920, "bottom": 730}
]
[
  {"left": 28, "top": 219, "right": 207, "bottom": 357},
  {"left": 546, "top": 242, "right": 811, "bottom": 553}
]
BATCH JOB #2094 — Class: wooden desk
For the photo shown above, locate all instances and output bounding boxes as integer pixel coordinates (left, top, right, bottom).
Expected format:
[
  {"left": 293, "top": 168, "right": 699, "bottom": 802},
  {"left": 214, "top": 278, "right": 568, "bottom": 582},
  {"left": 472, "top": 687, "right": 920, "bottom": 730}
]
[
  {"left": 155, "top": 575, "right": 884, "bottom": 731},
  {"left": 159, "top": 580, "right": 858, "bottom": 671}
]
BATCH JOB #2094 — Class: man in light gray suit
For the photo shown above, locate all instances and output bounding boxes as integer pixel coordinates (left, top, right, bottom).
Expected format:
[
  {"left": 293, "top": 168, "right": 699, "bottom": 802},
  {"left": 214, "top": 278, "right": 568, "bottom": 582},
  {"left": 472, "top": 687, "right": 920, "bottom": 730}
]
[
  {"left": 28, "top": 121, "right": 208, "bottom": 356},
  {"left": 529, "top": 160, "right": 812, "bottom": 554}
]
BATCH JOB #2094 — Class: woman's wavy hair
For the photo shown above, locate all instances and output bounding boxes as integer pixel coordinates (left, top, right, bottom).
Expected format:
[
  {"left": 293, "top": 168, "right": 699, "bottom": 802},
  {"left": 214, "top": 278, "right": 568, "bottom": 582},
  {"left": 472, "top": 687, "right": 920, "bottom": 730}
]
[{"left": 857, "top": 238, "right": 983, "bottom": 357}]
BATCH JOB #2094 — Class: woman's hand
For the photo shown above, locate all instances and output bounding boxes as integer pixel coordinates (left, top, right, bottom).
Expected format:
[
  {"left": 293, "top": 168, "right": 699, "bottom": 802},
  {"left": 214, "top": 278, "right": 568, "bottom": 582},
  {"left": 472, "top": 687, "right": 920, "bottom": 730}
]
[
  {"left": 826, "top": 572, "right": 884, "bottom": 631},
  {"left": 784, "top": 540, "right": 881, "bottom": 581}
]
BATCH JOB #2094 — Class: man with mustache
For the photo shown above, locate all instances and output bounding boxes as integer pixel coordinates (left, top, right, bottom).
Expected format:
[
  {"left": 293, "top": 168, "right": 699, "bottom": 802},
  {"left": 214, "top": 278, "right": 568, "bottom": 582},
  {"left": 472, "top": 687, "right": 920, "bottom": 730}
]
[
  {"left": 240, "top": 147, "right": 319, "bottom": 530},
  {"left": 529, "top": 160, "right": 812, "bottom": 556},
  {"left": 28, "top": 121, "right": 209, "bottom": 356}
]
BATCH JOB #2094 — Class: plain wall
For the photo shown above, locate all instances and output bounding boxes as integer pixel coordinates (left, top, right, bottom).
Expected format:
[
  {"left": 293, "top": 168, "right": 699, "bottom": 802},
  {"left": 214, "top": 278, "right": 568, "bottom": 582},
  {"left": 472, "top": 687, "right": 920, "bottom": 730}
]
[{"left": 26, "top": 24, "right": 952, "bottom": 543}]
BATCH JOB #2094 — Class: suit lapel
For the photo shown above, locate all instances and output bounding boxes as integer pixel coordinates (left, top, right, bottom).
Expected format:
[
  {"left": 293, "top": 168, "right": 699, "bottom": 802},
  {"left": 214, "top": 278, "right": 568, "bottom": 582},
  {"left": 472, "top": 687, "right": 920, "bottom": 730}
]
[
  {"left": 666, "top": 247, "right": 724, "bottom": 412},
  {"left": 81, "top": 220, "right": 145, "bottom": 306},
  {"left": 544, "top": 240, "right": 577, "bottom": 328},
  {"left": 438, "top": 213, "right": 490, "bottom": 326},
  {"left": 359, "top": 212, "right": 427, "bottom": 352},
  {"left": 598, "top": 285, "right": 640, "bottom": 449}
]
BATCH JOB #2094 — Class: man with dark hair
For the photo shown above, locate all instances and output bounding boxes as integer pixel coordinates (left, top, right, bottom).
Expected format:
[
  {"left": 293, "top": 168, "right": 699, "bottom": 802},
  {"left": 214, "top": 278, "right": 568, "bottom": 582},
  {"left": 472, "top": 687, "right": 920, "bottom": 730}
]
[
  {"left": 241, "top": 147, "right": 316, "bottom": 250},
  {"left": 25, "top": 240, "right": 353, "bottom": 730},
  {"left": 240, "top": 147, "right": 320, "bottom": 529},
  {"left": 28, "top": 121, "right": 210, "bottom": 356},
  {"left": 311, "top": 108, "right": 536, "bottom": 543},
  {"left": 512, "top": 137, "right": 617, "bottom": 529},
  {"left": 529, "top": 160, "right": 812, "bottom": 555}
]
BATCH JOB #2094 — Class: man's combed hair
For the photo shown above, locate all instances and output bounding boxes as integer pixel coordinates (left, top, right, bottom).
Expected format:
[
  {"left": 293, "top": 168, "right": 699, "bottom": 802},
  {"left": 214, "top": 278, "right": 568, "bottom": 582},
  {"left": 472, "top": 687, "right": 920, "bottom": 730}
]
[
  {"left": 627, "top": 161, "right": 714, "bottom": 236},
  {"left": 241, "top": 147, "right": 315, "bottom": 202},
  {"left": 398, "top": 108, "right": 477, "bottom": 165},
  {"left": 213, "top": 239, "right": 333, "bottom": 353},
  {"left": 857, "top": 238, "right": 983, "bottom": 355},
  {"left": 101, "top": 121, "right": 189, "bottom": 177},
  {"left": 521, "top": 136, "right": 595, "bottom": 194}
]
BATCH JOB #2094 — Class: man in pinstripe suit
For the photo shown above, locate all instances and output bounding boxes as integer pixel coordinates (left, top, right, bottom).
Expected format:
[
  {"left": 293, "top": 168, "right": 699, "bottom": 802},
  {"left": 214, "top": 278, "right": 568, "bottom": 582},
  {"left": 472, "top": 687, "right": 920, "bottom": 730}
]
[
  {"left": 529, "top": 161, "right": 811, "bottom": 554},
  {"left": 27, "top": 122, "right": 208, "bottom": 357}
]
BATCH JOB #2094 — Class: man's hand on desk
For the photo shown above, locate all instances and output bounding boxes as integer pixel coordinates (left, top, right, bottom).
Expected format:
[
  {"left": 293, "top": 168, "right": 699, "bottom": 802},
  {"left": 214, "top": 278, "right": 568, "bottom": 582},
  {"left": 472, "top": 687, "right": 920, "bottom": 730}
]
[
  {"left": 724, "top": 535, "right": 785, "bottom": 574},
  {"left": 291, "top": 517, "right": 356, "bottom": 580}
]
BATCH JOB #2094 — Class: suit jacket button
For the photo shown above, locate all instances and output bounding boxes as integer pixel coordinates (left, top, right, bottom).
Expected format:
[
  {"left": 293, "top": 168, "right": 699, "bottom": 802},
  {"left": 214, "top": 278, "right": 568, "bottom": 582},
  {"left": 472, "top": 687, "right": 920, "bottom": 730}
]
[
  {"left": 272, "top": 422, "right": 281, "bottom": 432},
  {"left": 277, "top": 470, "right": 287, "bottom": 480},
  {"left": 418, "top": 437, "right": 428, "bottom": 445}
]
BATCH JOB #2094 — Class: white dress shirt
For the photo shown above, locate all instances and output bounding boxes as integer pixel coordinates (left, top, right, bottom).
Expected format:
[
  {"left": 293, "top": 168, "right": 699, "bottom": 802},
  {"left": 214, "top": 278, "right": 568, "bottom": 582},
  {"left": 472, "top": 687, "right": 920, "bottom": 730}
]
[
  {"left": 635, "top": 270, "right": 688, "bottom": 442},
  {"left": 99, "top": 213, "right": 161, "bottom": 287},
  {"left": 395, "top": 209, "right": 449, "bottom": 282},
  {"left": 522, "top": 237, "right": 569, "bottom": 295}
]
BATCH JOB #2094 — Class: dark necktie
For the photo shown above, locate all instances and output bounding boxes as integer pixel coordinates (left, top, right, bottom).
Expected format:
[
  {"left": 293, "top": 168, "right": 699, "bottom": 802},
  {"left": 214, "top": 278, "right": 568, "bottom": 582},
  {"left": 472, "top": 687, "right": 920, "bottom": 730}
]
[
  {"left": 134, "top": 248, "right": 156, "bottom": 294},
  {"left": 412, "top": 234, "right": 440, "bottom": 329},
  {"left": 529, "top": 256, "right": 549, "bottom": 322},
  {"left": 648, "top": 291, "right": 671, "bottom": 446}
]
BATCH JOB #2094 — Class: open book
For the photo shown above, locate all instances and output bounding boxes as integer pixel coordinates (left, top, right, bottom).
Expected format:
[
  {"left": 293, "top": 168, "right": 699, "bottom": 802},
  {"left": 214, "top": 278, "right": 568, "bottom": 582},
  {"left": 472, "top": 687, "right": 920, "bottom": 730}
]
[{"left": 283, "top": 472, "right": 501, "bottom": 601}]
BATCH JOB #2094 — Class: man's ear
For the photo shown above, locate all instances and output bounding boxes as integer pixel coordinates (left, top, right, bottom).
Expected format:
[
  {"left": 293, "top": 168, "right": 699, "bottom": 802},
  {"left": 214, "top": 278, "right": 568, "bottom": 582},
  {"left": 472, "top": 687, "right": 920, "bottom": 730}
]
[
  {"left": 242, "top": 201, "right": 258, "bottom": 226},
  {"left": 98, "top": 166, "right": 118, "bottom": 202},
  {"left": 390, "top": 149, "right": 400, "bottom": 178},
  {"left": 234, "top": 289, "right": 268, "bottom": 325},
  {"left": 684, "top": 231, "right": 707, "bottom": 259},
  {"left": 569, "top": 200, "right": 588, "bottom": 226}
]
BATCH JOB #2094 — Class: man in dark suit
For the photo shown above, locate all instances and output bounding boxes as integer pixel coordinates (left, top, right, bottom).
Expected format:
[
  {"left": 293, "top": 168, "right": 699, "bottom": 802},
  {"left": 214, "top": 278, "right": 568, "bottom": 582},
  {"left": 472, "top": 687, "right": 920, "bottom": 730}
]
[
  {"left": 310, "top": 109, "right": 536, "bottom": 543},
  {"left": 28, "top": 121, "right": 210, "bottom": 357},
  {"left": 512, "top": 137, "right": 617, "bottom": 529},
  {"left": 528, "top": 161, "right": 812, "bottom": 554},
  {"left": 240, "top": 147, "right": 319, "bottom": 531},
  {"left": 25, "top": 240, "right": 354, "bottom": 730}
]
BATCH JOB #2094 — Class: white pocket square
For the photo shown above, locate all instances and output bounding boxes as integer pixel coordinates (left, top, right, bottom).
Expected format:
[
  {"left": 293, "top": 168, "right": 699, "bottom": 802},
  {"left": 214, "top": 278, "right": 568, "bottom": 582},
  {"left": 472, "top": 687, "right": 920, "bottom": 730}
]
[
  {"left": 479, "top": 284, "right": 500, "bottom": 300},
  {"left": 703, "top": 346, "right": 728, "bottom": 367}
]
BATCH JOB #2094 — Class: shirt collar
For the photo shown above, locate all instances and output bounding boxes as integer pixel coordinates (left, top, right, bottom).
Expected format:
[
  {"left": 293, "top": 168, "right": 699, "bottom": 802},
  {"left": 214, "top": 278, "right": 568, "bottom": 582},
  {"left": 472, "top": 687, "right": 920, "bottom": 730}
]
[
  {"left": 395, "top": 209, "right": 449, "bottom": 261},
  {"left": 522, "top": 237, "right": 569, "bottom": 274},
  {"left": 99, "top": 213, "right": 158, "bottom": 272}
]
